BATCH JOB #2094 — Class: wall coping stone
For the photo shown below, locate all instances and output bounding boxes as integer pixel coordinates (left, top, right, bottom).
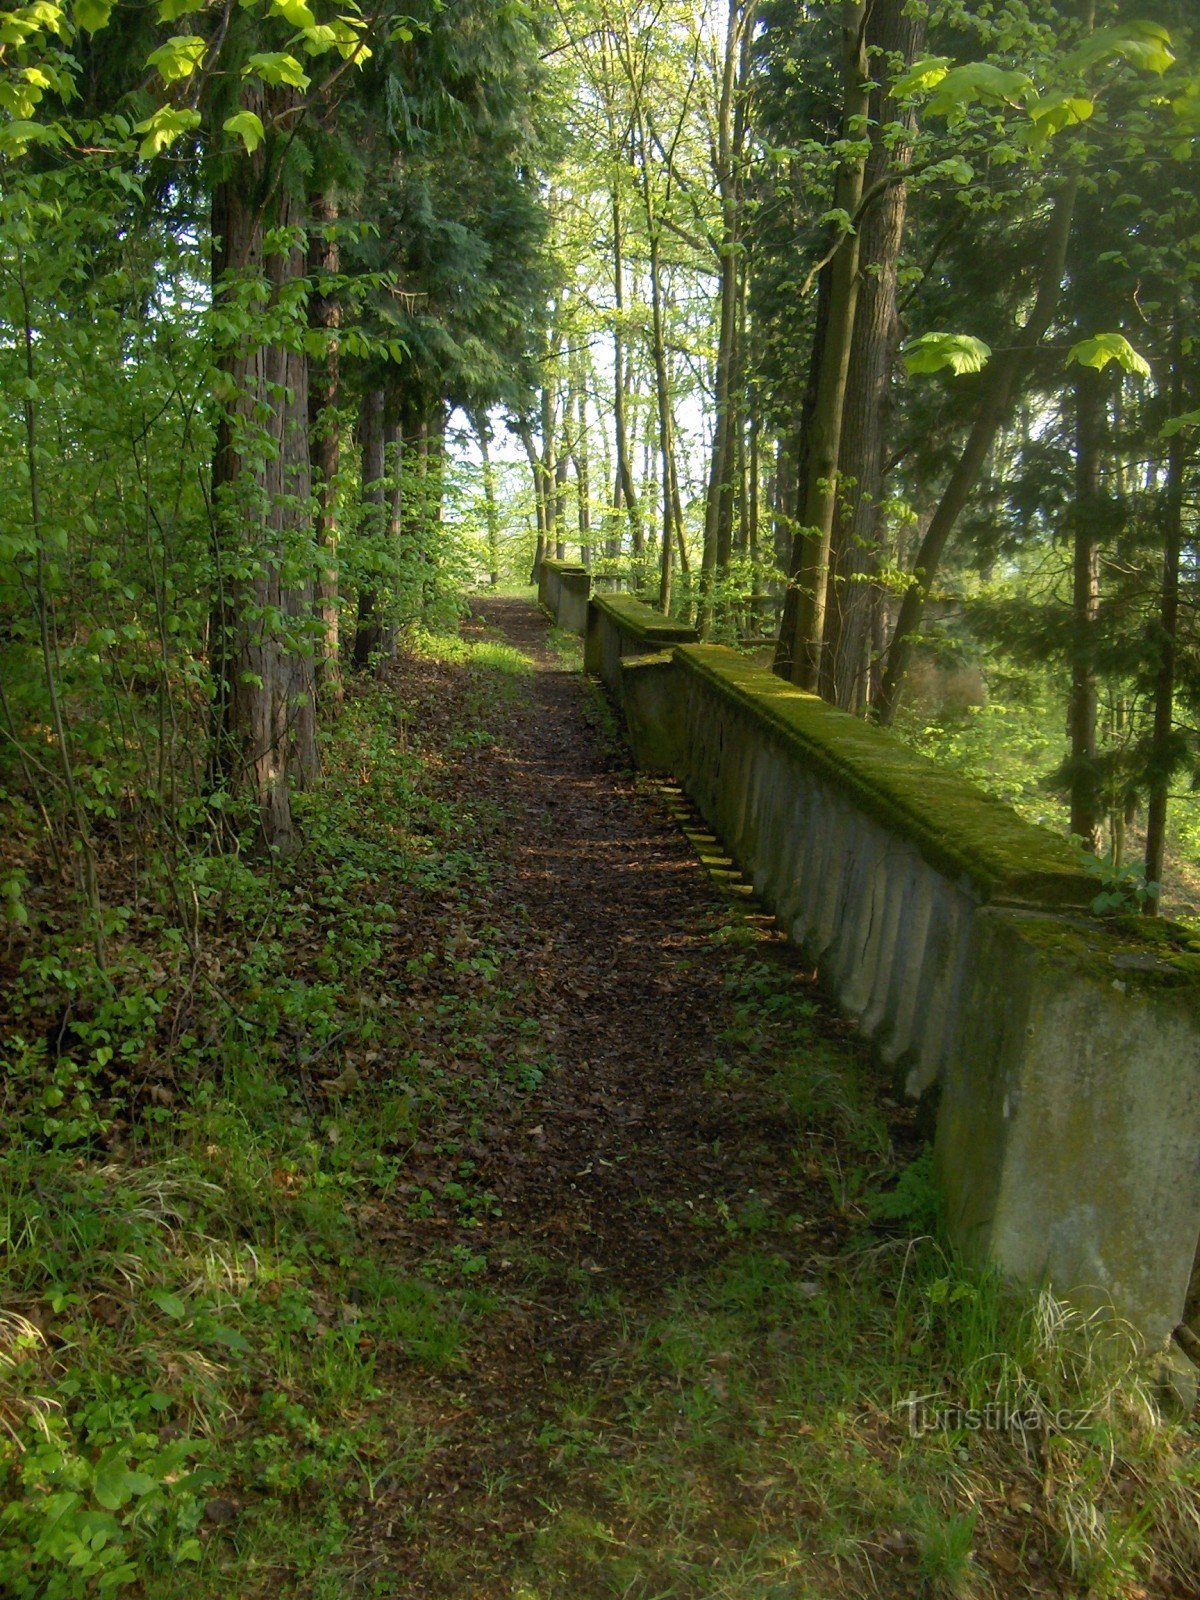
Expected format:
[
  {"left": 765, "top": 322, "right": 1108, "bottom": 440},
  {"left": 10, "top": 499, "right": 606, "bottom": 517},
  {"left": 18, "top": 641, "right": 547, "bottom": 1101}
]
[
  {"left": 593, "top": 592, "right": 699, "bottom": 647},
  {"left": 674, "top": 643, "right": 1097, "bottom": 908}
]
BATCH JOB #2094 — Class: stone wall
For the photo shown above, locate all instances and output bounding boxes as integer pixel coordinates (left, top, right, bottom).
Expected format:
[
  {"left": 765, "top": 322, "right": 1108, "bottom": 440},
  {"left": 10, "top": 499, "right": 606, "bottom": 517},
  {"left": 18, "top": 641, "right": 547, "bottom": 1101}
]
[
  {"left": 582, "top": 614, "right": 1200, "bottom": 1356},
  {"left": 536, "top": 560, "right": 591, "bottom": 635},
  {"left": 547, "top": 573, "right": 1200, "bottom": 1353}
]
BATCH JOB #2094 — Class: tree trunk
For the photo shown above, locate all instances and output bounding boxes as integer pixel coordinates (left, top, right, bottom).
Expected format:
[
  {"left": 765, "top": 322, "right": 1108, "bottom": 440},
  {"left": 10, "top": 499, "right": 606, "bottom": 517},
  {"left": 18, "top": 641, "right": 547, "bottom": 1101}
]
[
  {"left": 308, "top": 187, "right": 342, "bottom": 710},
  {"left": 780, "top": 0, "right": 871, "bottom": 688},
  {"left": 520, "top": 421, "right": 547, "bottom": 583},
  {"left": 874, "top": 178, "right": 1079, "bottom": 723},
  {"left": 353, "top": 385, "right": 387, "bottom": 670},
  {"left": 1143, "top": 318, "right": 1186, "bottom": 908},
  {"left": 610, "top": 180, "right": 643, "bottom": 559},
  {"left": 823, "top": 0, "right": 923, "bottom": 710},
  {"left": 1069, "top": 365, "right": 1103, "bottom": 849},
  {"left": 209, "top": 95, "right": 316, "bottom": 852},
  {"left": 474, "top": 414, "right": 502, "bottom": 587},
  {"left": 571, "top": 377, "right": 592, "bottom": 566}
]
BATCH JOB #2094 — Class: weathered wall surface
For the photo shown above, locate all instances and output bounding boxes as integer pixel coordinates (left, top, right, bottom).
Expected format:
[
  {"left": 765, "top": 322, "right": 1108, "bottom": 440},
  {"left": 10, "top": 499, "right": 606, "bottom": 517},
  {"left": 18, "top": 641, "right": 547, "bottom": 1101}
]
[
  {"left": 537, "top": 560, "right": 591, "bottom": 635},
  {"left": 547, "top": 569, "right": 1200, "bottom": 1353}
]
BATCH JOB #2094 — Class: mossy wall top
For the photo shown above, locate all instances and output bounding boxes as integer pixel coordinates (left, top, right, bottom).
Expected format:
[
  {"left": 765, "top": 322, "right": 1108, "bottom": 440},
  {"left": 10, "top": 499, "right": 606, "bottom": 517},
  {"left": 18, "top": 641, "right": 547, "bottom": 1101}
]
[
  {"left": 540, "top": 559, "right": 589, "bottom": 580},
  {"left": 593, "top": 593, "right": 699, "bottom": 647},
  {"left": 675, "top": 644, "right": 1094, "bottom": 907}
]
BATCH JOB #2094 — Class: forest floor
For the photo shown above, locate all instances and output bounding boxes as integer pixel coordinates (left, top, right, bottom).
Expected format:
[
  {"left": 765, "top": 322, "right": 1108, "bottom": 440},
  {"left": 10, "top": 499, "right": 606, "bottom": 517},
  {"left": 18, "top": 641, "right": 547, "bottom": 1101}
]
[{"left": 2, "top": 596, "right": 1198, "bottom": 1599}]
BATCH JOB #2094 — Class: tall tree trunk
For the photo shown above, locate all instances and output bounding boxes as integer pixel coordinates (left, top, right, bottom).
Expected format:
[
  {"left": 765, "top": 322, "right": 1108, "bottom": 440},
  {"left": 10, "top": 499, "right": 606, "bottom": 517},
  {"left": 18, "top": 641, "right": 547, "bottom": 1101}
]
[
  {"left": 474, "top": 413, "right": 502, "bottom": 587},
  {"left": 520, "top": 421, "right": 547, "bottom": 583},
  {"left": 875, "top": 178, "right": 1079, "bottom": 723},
  {"left": 1143, "top": 318, "right": 1186, "bottom": 908},
  {"left": 555, "top": 381, "right": 572, "bottom": 561},
  {"left": 353, "top": 385, "right": 387, "bottom": 670},
  {"left": 611, "top": 180, "right": 643, "bottom": 558},
  {"left": 700, "top": 0, "right": 753, "bottom": 629},
  {"left": 308, "top": 187, "right": 342, "bottom": 710},
  {"left": 209, "top": 94, "right": 316, "bottom": 852},
  {"left": 772, "top": 261, "right": 830, "bottom": 677},
  {"left": 571, "top": 376, "right": 592, "bottom": 566},
  {"left": 823, "top": 0, "right": 923, "bottom": 710},
  {"left": 779, "top": 0, "right": 871, "bottom": 688},
  {"left": 1069, "top": 365, "right": 1104, "bottom": 849}
]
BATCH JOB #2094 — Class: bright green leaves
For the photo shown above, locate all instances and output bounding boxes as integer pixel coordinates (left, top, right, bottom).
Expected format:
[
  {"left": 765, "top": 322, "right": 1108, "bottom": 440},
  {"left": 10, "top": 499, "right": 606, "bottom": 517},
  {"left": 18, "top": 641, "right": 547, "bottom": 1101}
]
[
  {"left": 895, "top": 59, "right": 1032, "bottom": 121},
  {"left": 903, "top": 332, "right": 992, "bottom": 377},
  {"left": 146, "top": 33, "right": 206, "bottom": 84},
  {"left": 893, "top": 56, "right": 951, "bottom": 100},
  {"left": 270, "top": 0, "right": 315, "bottom": 29},
  {"left": 1067, "top": 333, "right": 1151, "bottom": 378},
  {"left": 302, "top": 18, "right": 369, "bottom": 59},
  {"left": 156, "top": 0, "right": 199, "bottom": 18},
  {"left": 133, "top": 104, "right": 201, "bottom": 158},
  {"left": 1026, "top": 92, "right": 1093, "bottom": 139},
  {"left": 223, "top": 109, "right": 265, "bottom": 153},
  {"left": 0, "top": 116, "right": 66, "bottom": 154},
  {"left": 1162, "top": 410, "right": 1200, "bottom": 439},
  {"left": 927, "top": 63, "right": 1033, "bottom": 121},
  {"left": 1064, "top": 20, "right": 1175, "bottom": 79},
  {"left": 243, "top": 49, "right": 311, "bottom": 89},
  {"left": 71, "top": 0, "right": 110, "bottom": 33}
]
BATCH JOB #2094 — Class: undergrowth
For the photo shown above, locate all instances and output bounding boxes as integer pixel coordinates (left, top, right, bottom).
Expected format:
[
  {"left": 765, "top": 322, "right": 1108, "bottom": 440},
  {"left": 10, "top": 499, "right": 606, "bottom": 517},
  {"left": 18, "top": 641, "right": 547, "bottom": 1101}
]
[{"left": 2, "top": 616, "right": 1197, "bottom": 1599}]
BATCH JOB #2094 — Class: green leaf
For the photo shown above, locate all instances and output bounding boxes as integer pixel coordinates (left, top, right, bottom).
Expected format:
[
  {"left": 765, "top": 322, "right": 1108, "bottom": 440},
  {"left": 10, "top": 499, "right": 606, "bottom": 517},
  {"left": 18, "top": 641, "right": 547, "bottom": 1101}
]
[
  {"left": 210, "top": 1324, "right": 251, "bottom": 1354},
  {"left": 1066, "top": 333, "right": 1151, "bottom": 378},
  {"left": 134, "top": 105, "right": 201, "bottom": 158},
  {"left": 1027, "top": 92, "right": 1093, "bottom": 135},
  {"left": 902, "top": 332, "right": 992, "bottom": 377},
  {"left": 93, "top": 1459, "right": 136, "bottom": 1511},
  {"left": 1064, "top": 21, "right": 1174, "bottom": 78},
  {"left": 891, "top": 56, "right": 950, "bottom": 99},
  {"left": 157, "top": 0, "right": 199, "bottom": 17},
  {"left": 146, "top": 34, "right": 206, "bottom": 83},
  {"left": 243, "top": 50, "right": 311, "bottom": 89},
  {"left": 150, "top": 1289, "right": 187, "bottom": 1319},
  {"left": 926, "top": 63, "right": 1032, "bottom": 120},
  {"left": 73, "top": 0, "right": 112, "bottom": 32},
  {"left": 223, "top": 109, "right": 264, "bottom": 153},
  {"left": 1161, "top": 409, "right": 1200, "bottom": 438},
  {"left": 270, "top": 0, "right": 315, "bottom": 27}
]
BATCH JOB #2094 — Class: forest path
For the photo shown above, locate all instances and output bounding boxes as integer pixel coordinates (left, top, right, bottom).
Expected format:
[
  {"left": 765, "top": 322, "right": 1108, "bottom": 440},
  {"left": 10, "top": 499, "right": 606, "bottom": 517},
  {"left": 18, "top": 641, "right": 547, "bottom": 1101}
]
[{"left": 368, "top": 595, "right": 857, "bottom": 1597}]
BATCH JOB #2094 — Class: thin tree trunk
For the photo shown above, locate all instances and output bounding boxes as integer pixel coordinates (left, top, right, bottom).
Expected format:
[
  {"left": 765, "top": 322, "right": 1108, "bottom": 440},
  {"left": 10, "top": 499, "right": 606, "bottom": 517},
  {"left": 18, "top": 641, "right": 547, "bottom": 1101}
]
[
  {"left": 875, "top": 178, "right": 1079, "bottom": 723},
  {"left": 520, "top": 421, "right": 547, "bottom": 582},
  {"left": 611, "top": 179, "right": 643, "bottom": 556},
  {"left": 308, "top": 187, "right": 342, "bottom": 709},
  {"left": 572, "top": 378, "right": 592, "bottom": 566},
  {"left": 781, "top": 0, "right": 871, "bottom": 688},
  {"left": 1069, "top": 365, "right": 1103, "bottom": 849},
  {"left": 1143, "top": 318, "right": 1186, "bottom": 907},
  {"left": 353, "top": 385, "right": 387, "bottom": 670},
  {"left": 474, "top": 414, "right": 502, "bottom": 587}
]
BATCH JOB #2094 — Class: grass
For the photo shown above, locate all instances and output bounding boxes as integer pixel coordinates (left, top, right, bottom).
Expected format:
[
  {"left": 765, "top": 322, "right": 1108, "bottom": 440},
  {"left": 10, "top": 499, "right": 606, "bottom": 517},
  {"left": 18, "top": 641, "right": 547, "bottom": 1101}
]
[{"left": 1, "top": 618, "right": 1197, "bottom": 1598}]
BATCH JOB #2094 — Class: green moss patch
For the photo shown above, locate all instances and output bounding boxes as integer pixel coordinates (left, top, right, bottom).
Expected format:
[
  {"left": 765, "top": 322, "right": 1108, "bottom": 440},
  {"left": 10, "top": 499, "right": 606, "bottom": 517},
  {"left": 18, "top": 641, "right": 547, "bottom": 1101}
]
[
  {"left": 593, "top": 592, "right": 699, "bottom": 647},
  {"left": 675, "top": 645, "right": 1093, "bottom": 907}
]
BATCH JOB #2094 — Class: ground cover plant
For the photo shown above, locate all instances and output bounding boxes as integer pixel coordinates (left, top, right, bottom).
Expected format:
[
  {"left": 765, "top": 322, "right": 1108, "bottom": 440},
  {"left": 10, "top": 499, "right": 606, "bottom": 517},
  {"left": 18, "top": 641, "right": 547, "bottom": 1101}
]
[{"left": 3, "top": 608, "right": 1198, "bottom": 1598}]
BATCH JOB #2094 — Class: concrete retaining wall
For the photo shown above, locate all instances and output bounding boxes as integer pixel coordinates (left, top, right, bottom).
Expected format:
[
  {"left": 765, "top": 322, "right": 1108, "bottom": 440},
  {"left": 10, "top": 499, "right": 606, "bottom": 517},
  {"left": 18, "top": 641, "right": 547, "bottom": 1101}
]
[
  {"left": 583, "top": 593, "right": 698, "bottom": 687},
  {"left": 584, "top": 620, "right": 1200, "bottom": 1353},
  {"left": 537, "top": 560, "right": 591, "bottom": 635}
]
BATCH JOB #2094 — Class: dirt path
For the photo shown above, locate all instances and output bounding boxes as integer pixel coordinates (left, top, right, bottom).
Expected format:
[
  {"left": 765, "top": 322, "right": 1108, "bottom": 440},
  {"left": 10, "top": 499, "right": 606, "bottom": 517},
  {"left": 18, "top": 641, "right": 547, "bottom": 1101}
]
[{"left": 365, "top": 597, "right": 848, "bottom": 1594}]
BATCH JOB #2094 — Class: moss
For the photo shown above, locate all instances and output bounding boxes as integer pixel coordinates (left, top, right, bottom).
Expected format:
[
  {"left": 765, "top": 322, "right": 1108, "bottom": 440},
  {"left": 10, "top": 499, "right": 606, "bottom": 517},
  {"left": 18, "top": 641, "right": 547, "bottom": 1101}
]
[
  {"left": 675, "top": 644, "right": 1093, "bottom": 907},
  {"left": 1011, "top": 911, "right": 1200, "bottom": 993},
  {"left": 539, "top": 559, "right": 589, "bottom": 578},
  {"left": 593, "top": 592, "right": 699, "bottom": 646}
]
